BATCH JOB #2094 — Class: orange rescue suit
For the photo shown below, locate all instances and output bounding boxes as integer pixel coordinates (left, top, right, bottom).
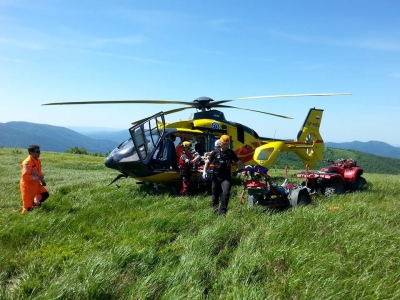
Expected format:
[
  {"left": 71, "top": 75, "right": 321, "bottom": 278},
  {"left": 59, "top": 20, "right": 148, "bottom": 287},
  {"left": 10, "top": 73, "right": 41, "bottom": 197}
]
[{"left": 20, "top": 155, "right": 48, "bottom": 210}]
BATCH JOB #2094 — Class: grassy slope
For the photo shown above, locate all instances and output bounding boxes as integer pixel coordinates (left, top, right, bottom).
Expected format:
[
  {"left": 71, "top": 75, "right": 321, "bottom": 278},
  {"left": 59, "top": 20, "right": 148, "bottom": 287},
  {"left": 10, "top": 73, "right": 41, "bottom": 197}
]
[{"left": 0, "top": 148, "right": 399, "bottom": 299}]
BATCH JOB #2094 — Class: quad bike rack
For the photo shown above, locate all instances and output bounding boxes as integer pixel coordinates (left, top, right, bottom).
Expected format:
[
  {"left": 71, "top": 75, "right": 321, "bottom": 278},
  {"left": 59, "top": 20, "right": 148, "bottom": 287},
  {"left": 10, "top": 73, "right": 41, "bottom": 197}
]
[{"left": 239, "top": 165, "right": 311, "bottom": 208}]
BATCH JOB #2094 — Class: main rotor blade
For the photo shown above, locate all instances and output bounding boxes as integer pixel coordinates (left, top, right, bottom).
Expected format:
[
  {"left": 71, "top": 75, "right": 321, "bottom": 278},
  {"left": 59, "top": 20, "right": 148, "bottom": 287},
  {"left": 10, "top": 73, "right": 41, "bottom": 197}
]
[
  {"left": 42, "top": 100, "right": 197, "bottom": 106},
  {"left": 236, "top": 93, "right": 352, "bottom": 100},
  {"left": 214, "top": 105, "right": 293, "bottom": 119},
  {"left": 42, "top": 99, "right": 234, "bottom": 108},
  {"left": 163, "top": 106, "right": 193, "bottom": 116},
  {"left": 131, "top": 107, "right": 192, "bottom": 125}
]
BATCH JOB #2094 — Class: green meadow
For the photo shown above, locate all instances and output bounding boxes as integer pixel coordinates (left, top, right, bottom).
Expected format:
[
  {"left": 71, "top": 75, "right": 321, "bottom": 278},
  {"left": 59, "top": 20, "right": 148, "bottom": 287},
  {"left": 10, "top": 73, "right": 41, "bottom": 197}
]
[{"left": 1, "top": 148, "right": 399, "bottom": 299}]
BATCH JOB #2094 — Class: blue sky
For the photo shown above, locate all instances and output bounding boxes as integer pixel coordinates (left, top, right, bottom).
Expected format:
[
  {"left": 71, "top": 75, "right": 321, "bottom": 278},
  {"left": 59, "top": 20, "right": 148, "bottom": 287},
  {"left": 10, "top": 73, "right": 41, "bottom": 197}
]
[{"left": 1, "top": 1, "right": 400, "bottom": 145}]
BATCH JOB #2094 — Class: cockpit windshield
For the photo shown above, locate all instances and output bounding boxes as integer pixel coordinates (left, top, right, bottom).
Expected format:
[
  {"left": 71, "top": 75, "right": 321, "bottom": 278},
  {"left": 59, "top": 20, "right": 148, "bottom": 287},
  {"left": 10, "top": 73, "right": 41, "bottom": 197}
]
[
  {"left": 118, "top": 138, "right": 133, "bottom": 150},
  {"left": 129, "top": 112, "right": 166, "bottom": 163}
]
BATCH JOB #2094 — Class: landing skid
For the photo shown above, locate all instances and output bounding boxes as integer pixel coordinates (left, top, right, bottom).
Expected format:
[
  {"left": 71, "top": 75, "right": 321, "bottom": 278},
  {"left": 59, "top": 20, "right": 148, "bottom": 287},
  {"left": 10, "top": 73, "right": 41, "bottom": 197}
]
[{"left": 107, "top": 173, "right": 128, "bottom": 187}]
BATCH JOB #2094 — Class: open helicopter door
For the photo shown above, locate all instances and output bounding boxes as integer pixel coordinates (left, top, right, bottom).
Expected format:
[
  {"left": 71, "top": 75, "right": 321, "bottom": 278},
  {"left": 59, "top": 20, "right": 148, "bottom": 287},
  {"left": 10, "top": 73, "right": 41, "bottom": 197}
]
[
  {"left": 253, "top": 141, "right": 285, "bottom": 169},
  {"left": 129, "top": 112, "right": 166, "bottom": 165}
]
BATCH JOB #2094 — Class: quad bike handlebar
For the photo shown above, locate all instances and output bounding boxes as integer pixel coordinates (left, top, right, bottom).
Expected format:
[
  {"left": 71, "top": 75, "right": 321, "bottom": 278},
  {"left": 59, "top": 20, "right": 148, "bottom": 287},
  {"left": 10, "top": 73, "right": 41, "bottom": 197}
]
[
  {"left": 323, "top": 158, "right": 357, "bottom": 168},
  {"left": 322, "top": 159, "right": 335, "bottom": 164}
]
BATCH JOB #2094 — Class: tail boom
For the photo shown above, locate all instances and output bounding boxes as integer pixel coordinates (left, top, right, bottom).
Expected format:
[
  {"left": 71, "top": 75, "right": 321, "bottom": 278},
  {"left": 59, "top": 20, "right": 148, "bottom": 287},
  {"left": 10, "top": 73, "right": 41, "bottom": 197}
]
[{"left": 253, "top": 108, "right": 325, "bottom": 168}]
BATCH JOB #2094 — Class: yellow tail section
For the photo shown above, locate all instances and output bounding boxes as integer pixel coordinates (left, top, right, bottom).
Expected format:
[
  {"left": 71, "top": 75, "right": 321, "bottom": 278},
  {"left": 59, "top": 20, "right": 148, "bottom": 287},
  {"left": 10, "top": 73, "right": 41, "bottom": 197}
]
[
  {"left": 296, "top": 108, "right": 324, "bottom": 143},
  {"left": 253, "top": 141, "right": 285, "bottom": 169},
  {"left": 293, "top": 108, "right": 324, "bottom": 167},
  {"left": 253, "top": 108, "right": 325, "bottom": 169}
]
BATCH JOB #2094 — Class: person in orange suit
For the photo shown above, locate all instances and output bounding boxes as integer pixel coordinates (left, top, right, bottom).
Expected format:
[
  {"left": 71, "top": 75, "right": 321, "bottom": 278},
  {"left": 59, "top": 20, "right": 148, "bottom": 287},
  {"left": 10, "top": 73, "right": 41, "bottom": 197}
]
[{"left": 20, "top": 144, "right": 49, "bottom": 213}]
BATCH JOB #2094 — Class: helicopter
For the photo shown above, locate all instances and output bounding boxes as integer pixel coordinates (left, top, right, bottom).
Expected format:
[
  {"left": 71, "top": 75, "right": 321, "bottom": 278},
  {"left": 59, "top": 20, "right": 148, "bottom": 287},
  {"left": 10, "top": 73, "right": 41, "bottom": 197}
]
[{"left": 43, "top": 93, "right": 350, "bottom": 191}]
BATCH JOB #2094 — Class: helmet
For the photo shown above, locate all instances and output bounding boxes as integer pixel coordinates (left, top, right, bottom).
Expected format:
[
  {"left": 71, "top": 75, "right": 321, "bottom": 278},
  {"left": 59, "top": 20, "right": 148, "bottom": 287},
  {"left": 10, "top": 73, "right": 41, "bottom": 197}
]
[
  {"left": 181, "top": 141, "right": 191, "bottom": 148},
  {"left": 219, "top": 135, "right": 230, "bottom": 143},
  {"left": 214, "top": 140, "right": 221, "bottom": 147}
]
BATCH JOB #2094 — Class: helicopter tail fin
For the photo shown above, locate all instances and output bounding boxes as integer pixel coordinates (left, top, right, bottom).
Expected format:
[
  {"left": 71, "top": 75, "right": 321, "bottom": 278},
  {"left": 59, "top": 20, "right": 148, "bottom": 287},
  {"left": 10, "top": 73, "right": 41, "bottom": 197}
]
[
  {"left": 296, "top": 108, "right": 324, "bottom": 142},
  {"left": 291, "top": 108, "right": 325, "bottom": 168}
]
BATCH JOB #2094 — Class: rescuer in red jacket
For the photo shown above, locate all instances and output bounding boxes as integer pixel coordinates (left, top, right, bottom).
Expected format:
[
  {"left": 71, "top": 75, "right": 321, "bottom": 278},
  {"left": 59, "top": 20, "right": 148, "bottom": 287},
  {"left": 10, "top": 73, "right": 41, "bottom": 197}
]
[
  {"left": 20, "top": 144, "right": 49, "bottom": 213},
  {"left": 178, "top": 141, "right": 201, "bottom": 195}
]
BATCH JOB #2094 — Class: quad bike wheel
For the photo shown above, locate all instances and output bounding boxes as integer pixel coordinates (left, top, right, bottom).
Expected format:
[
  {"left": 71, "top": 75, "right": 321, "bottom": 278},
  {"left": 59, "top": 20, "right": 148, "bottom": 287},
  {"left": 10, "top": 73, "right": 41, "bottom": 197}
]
[
  {"left": 288, "top": 188, "right": 311, "bottom": 207},
  {"left": 297, "top": 193, "right": 311, "bottom": 206},
  {"left": 356, "top": 176, "right": 367, "bottom": 190},
  {"left": 324, "top": 183, "right": 345, "bottom": 197}
]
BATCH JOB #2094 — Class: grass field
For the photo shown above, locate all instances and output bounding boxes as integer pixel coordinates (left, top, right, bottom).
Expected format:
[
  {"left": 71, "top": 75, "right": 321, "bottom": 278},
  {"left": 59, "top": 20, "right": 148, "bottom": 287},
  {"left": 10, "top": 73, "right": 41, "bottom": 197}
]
[{"left": 1, "top": 148, "right": 399, "bottom": 299}]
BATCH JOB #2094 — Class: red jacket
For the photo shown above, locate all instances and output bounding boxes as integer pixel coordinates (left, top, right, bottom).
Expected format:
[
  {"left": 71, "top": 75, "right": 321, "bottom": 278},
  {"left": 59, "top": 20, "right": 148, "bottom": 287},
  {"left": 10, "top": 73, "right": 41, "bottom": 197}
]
[{"left": 179, "top": 150, "right": 195, "bottom": 174}]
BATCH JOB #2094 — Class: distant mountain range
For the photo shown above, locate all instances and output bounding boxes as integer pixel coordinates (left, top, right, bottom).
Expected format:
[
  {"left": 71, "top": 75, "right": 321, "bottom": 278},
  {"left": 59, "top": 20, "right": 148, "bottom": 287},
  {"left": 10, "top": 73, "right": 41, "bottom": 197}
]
[
  {"left": 1, "top": 122, "right": 400, "bottom": 160},
  {"left": 325, "top": 141, "right": 400, "bottom": 159},
  {"left": 0, "top": 122, "right": 123, "bottom": 154},
  {"left": 79, "top": 130, "right": 130, "bottom": 144}
]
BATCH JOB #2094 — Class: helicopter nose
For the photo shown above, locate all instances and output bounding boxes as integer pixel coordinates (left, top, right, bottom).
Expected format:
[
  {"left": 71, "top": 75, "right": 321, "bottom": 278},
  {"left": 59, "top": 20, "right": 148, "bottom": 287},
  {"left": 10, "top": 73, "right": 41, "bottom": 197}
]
[{"left": 104, "top": 155, "right": 118, "bottom": 170}]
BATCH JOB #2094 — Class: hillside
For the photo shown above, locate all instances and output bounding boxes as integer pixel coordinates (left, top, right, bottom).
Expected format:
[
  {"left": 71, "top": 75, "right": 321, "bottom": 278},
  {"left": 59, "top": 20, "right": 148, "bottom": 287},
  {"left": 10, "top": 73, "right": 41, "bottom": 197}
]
[
  {"left": 326, "top": 140, "right": 400, "bottom": 159},
  {"left": 2, "top": 122, "right": 400, "bottom": 174},
  {"left": 79, "top": 130, "right": 130, "bottom": 144},
  {"left": 0, "top": 122, "right": 117, "bottom": 154},
  {"left": 273, "top": 148, "right": 400, "bottom": 175}
]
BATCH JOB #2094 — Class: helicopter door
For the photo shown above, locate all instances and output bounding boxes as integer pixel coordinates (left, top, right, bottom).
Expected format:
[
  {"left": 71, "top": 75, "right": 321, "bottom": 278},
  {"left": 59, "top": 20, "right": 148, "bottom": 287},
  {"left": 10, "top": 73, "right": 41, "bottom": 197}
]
[
  {"left": 129, "top": 112, "right": 165, "bottom": 164},
  {"left": 253, "top": 141, "right": 285, "bottom": 168}
]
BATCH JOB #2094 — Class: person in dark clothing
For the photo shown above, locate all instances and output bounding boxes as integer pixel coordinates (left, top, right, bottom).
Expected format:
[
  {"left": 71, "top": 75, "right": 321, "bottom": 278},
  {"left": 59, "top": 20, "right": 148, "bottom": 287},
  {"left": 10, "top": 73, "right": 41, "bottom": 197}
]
[
  {"left": 152, "top": 134, "right": 178, "bottom": 169},
  {"left": 202, "top": 135, "right": 246, "bottom": 215}
]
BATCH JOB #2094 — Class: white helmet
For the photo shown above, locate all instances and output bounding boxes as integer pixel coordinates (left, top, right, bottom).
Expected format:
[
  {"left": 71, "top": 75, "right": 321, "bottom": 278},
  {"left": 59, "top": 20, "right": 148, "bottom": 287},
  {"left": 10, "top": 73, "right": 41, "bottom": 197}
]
[{"left": 214, "top": 140, "right": 221, "bottom": 147}]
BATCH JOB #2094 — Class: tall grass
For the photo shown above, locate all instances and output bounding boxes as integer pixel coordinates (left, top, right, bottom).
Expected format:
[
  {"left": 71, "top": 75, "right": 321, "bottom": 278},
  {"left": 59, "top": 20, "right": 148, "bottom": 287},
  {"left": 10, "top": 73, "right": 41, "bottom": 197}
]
[{"left": 1, "top": 148, "right": 399, "bottom": 299}]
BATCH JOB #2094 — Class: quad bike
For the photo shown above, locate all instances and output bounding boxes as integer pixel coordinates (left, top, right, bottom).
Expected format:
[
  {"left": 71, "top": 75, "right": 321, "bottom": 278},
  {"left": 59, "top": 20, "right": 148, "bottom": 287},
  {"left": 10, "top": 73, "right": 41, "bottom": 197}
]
[
  {"left": 239, "top": 165, "right": 311, "bottom": 208},
  {"left": 295, "top": 158, "right": 367, "bottom": 197}
]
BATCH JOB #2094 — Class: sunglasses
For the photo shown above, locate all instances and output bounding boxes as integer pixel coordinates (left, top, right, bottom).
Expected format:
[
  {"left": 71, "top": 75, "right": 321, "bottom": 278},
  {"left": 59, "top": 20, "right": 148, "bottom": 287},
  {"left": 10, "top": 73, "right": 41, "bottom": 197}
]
[{"left": 34, "top": 151, "right": 41, "bottom": 153}]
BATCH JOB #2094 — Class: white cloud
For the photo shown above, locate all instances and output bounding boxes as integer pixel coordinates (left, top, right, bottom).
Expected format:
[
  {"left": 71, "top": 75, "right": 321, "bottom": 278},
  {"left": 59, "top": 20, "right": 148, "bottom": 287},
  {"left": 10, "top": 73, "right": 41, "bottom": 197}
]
[
  {"left": 332, "top": 39, "right": 400, "bottom": 51},
  {"left": 94, "top": 35, "right": 146, "bottom": 46},
  {"left": 0, "top": 37, "right": 44, "bottom": 49},
  {"left": 390, "top": 73, "right": 400, "bottom": 79},
  {"left": 74, "top": 48, "right": 171, "bottom": 65},
  {"left": 267, "top": 30, "right": 309, "bottom": 42},
  {"left": 208, "top": 18, "right": 238, "bottom": 31},
  {"left": 109, "top": 8, "right": 181, "bottom": 27},
  {"left": 0, "top": 55, "right": 23, "bottom": 63},
  {"left": 267, "top": 29, "right": 400, "bottom": 51}
]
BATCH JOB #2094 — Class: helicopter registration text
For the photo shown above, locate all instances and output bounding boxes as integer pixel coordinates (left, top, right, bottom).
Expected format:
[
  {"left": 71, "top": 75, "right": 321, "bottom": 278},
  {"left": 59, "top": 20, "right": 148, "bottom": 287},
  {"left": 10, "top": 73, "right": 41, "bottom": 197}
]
[{"left": 306, "top": 121, "right": 320, "bottom": 128}]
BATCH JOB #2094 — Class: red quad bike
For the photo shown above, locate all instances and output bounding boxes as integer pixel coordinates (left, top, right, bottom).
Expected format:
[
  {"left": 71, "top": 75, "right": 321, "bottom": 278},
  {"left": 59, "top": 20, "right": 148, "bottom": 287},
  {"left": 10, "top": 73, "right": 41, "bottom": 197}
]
[
  {"left": 239, "top": 166, "right": 311, "bottom": 209},
  {"left": 295, "top": 158, "right": 367, "bottom": 197}
]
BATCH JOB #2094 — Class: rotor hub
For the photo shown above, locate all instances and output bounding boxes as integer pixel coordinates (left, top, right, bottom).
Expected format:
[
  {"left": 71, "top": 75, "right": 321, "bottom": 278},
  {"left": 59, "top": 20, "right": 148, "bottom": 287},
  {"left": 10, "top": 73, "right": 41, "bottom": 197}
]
[{"left": 193, "top": 97, "right": 214, "bottom": 112}]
